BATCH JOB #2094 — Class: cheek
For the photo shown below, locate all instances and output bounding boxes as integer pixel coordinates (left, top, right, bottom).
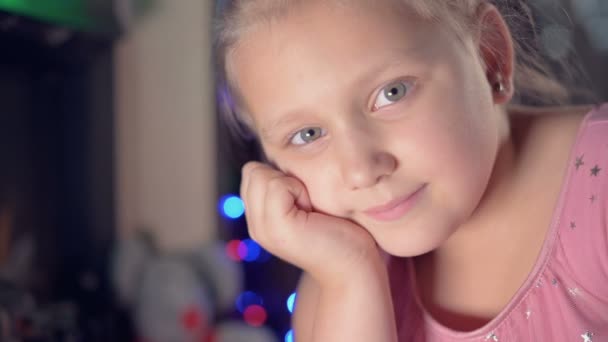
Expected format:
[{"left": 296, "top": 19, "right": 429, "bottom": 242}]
[
  {"left": 400, "top": 103, "right": 495, "bottom": 173},
  {"left": 425, "top": 115, "right": 497, "bottom": 216},
  {"left": 400, "top": 65, "right": 496, "bottom": 179},
  {"left": 281, "top": 161, "right": 345, "bottom": 215},
  {"left": 401, "top": 99, "right": 498, "bottom": 211}
]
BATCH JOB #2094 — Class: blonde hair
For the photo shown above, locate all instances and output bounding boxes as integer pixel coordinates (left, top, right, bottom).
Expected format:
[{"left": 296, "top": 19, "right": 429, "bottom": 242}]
[{"left": 214, "top": 0, "right": 585, "bottom": 144}]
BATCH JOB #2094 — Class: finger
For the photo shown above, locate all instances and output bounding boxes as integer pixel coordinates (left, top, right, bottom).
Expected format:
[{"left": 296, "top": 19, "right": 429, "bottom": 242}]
[
  {"left": 263, "top": 176, "right": 309, "bottom": 227},
  {"left": 241, "top": 163, "right": 265, "bottom": 236},
  {"left": 278, "top": 176, "right": 312, "bottom": 212},
  {"left": 241, "top": 161, "right": 274, "bottom": 226},
  {"left": 242, "top": 164, "right": 284, "bottom": 239},
  {"left": 240, "top": 161, "right": 265, "bottom": 203}
]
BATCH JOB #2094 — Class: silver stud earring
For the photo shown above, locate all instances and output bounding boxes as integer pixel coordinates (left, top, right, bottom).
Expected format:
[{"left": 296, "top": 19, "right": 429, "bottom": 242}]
[
  {"left": 493, "top": 75, "right": 506, "bottom": 94},
  {"left": 495, "top": 81, "right": 505, "bottom": 94}
]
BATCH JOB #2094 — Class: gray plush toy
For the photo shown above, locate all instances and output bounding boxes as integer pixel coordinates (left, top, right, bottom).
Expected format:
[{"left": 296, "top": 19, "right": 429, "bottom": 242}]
[{"left": 112, "top": 231, "right": 277, "bottom": 342}]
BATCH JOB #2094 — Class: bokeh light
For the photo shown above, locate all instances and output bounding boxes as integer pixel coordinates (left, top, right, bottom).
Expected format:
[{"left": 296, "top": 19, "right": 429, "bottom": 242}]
[
  {"left": 285, "top": 329, "right": 294, "bottom": 342},
  {"left": 219, "top": 195, "right": 245, "bottom": 219},
  {"left": 236, "top": 291, "right": 263, "bottom": 313},
  {"left": 225, "top": 240, "right": 242, "bottom": 262},
  {"left": 243, "top": 305, "right": 267, "bottom": 327},
  {"left": 238, "top": 239, "right": 261, "bottom": 262},
  {"left": 287, "top": 292, "right": 296, "bottom": 314},
  {"left": 570, "top": 0, "right": 608, "bottom": 52},
  {"left": 256, "top": 248, "right": 272, "bottom": 263}
]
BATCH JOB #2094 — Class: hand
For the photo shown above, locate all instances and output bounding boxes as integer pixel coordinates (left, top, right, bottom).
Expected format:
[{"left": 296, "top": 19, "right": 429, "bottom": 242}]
[{"left": 240, "top": 161, "right": 382, "bottom": 286}]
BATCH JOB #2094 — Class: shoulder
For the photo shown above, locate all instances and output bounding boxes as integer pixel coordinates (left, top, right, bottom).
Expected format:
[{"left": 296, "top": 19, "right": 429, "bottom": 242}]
[
  {"left": 542, "top": 104, "right": 608, "bottom": 297},
  {"left": 509, "top": 104, "right": 608, "bottom": 262},
  {"left": 507, "top": 104, "right": 597, "bottom": 151},
  {"left": 507, "top": 103, "right": 593, "bottom": 129}
]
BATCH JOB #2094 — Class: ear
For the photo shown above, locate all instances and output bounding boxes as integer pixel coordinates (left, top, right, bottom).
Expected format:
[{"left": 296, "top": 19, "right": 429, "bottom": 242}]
[{"left": 475, "top": 3, "right": 515, "bottom": 104}]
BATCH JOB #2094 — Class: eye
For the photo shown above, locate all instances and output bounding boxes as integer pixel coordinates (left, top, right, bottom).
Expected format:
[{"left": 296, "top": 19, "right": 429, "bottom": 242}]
[
  {"left": 290, "top": 127, "right": 326, "bottom": 145},
  {"left": 372, "top": 80, "right": 413, "bottom": 111}
]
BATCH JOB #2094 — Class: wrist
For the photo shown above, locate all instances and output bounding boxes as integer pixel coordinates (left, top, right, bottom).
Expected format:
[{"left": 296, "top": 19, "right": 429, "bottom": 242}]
[
  {"left": 313, "top": 251, "right": 398, "bottom": 342},
  {"left": 316, "top": 248, "right": 389, "bottom": 292}
]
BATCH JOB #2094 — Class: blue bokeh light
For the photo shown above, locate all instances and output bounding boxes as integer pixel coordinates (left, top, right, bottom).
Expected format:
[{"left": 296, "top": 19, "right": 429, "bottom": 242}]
[
  {"left": 285, "top": 329, "right": 294, "bottom": 342},
  {"left": 219, "top": 195, "right": 245, "bottom": 219},
  {"left": 287, "top": 292, "right": 297, "bottom": 314},
  {"left": 238, "top": 239, "right": 262, "bottom": 262},
  {"left": 256, "top": 248, "right": 272, "bottom": 263},
  {"left": 235, "top": 291, "right": 264, "bottom": 313}
]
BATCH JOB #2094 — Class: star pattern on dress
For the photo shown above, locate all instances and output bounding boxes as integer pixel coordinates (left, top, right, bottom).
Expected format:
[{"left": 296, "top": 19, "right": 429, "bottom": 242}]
[
  {"left": 525, "top": 309, "right": 532, "bottom": 319},
  {"left": 581, "top": 331, "right": 594, "bottom": 342},
  {"left": 575, "top": 155, "right": 585, "bottom": 170},
  {"left": 535, "top": 279, "right": 543, "bottom": 288},
  {"left": 570, "top": 221, "right": 576, "bottom": 229},
  {"left": 485, "top": 332, "right": 499, "bottom": 341},
  {"left": 568, "top": 287, "right": 581, "bottom": 297},
  {"left": 590, "top": 165, "right": 601, "bottom": 176},
  {"left": 590, "top": 195, "right": 596, "bottom": 203},
  {"left": 552, "top": 278, "right": 558, "bottom": 286}
]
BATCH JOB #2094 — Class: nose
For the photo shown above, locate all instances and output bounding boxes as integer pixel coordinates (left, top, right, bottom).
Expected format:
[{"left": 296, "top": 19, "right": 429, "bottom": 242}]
[{"left": 335, "top": 130, "right": 397, "bottom": 190}]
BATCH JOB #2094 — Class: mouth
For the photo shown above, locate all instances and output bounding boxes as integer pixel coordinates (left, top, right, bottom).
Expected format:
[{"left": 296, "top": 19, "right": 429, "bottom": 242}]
[{"left": 363, "top": 184, "right": 426, "bottom": 222}]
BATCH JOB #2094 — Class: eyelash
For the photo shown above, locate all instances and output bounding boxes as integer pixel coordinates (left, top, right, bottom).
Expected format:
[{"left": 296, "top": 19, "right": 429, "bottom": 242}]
[
  {"left": 284, "top": 78, "right": 416, "bottom": 147},
  {"left": 288, "top": 126, "right": 327, "bottom": 146},
  {"left": 371, "top": 79, "right": 416, "bottom": 112}
]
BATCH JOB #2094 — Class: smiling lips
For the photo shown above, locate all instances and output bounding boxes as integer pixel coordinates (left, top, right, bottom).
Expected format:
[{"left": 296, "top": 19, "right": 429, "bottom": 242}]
[{"left": 363, "top": 184, "right": 426, "bottom": 222}]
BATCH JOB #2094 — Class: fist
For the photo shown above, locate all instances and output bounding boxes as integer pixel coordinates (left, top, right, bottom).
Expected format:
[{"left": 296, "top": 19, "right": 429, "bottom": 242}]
[{"left": 240, "top": 162, "right": 381, "bottom": 285}]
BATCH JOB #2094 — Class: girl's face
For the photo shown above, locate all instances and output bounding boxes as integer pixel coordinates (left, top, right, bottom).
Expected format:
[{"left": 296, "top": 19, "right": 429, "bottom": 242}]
[{"left": 230, "top": 1, "right": 506, "bottom": 256}]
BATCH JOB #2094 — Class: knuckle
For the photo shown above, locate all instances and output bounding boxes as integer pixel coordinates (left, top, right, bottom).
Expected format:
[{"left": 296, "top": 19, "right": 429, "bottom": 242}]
[
  {"left": 241, "top": 161, "right": 261, "bottom": 175},
  {"left": 266, "top": 176, "right": 286, "bottom": 192}
]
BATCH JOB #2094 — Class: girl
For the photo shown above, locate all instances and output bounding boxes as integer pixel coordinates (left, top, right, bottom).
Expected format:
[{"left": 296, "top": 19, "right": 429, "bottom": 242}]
[{"left": 215, "top": 0, "right": 608, "bottom": 340}]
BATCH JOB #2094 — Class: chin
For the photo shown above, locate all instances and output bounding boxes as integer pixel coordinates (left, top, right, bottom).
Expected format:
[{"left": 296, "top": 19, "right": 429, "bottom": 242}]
[
  {"left": 380, "top": 240, "right": 441, "bottom": 258},
  {"left": 374, "top": 219, "right": 458, "bottom": 258},
  {"left": 374, "top": 234, "right": 443, "bottom": 258}
]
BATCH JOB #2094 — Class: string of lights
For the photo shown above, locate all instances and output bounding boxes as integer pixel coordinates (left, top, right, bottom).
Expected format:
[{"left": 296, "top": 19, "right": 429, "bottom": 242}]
[{"left": 218, "top": 194, "right": 296, "bottom": 341}]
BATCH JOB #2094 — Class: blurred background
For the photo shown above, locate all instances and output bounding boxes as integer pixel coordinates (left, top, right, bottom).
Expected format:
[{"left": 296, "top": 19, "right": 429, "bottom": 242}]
[{"left": 0, "top": 1, "right": 605, "bottom": 341}]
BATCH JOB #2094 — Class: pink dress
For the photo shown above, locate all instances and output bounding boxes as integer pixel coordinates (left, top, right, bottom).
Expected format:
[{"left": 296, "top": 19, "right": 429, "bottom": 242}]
[{"left": 394, "top": 104, "right": 608, "bottom": 341}]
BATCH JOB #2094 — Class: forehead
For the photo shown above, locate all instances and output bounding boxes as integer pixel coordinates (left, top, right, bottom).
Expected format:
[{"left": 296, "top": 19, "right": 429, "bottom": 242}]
[{"left": 228, "top": 1, "right": 455, "bottom": 131}]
